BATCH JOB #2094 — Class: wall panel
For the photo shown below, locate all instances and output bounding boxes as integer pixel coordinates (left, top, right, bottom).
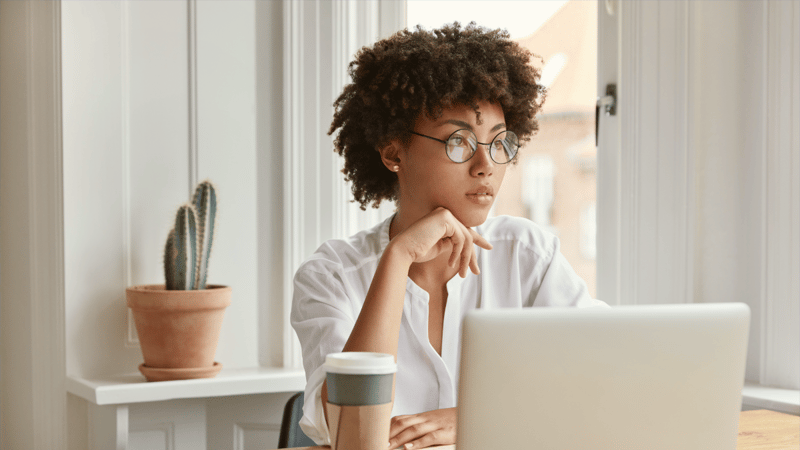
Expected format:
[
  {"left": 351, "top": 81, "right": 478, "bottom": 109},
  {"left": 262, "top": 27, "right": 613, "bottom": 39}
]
[
  {"left": 196, "top": 0, "right": 258, "bottom": 369},
  {"left": 206, "top": 393, "right": 293, "bottom": 450},
  {"left": 129, "top": 400, "right": 206, "bottom": 450},
  {"left": 64, "top": 0, "right": 143, "bottom": 378},
  {"left": 126, "top": 0, "right": 191, "bottom": 291},
  {"left": 233, "top": 423, "right": 281, "bottom": 450},
  {"left": 63, "top": 0, "right": 258, "bottom": 378}
]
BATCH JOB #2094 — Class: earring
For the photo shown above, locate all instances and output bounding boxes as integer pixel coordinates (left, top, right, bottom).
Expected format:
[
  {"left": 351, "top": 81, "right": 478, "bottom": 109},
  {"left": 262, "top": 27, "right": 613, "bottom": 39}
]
[{"left": 392, "top": 165, "right": 399, "bottom": 172}]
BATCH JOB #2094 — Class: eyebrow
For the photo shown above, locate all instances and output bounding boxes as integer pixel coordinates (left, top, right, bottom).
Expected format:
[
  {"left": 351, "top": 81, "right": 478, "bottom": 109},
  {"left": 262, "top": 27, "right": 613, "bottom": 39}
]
[{"left": 440, "top": 119, "right": 507, "bottom": 133}]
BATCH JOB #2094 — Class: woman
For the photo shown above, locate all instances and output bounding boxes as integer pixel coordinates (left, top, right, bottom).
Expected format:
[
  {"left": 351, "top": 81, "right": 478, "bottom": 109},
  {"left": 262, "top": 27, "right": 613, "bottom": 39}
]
[{"left": 291, "top": 22, "right": 606, "bottom": 449}]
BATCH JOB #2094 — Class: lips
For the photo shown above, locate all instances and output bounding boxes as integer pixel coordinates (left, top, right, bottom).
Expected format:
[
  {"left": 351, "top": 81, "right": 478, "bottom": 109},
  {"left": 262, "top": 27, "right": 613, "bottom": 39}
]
[
  {"left": 465, "top": 185, "right": 495, "bottom": 205},
  {"left": 466, "top": 185, "right": 494, "bottom": 196}
]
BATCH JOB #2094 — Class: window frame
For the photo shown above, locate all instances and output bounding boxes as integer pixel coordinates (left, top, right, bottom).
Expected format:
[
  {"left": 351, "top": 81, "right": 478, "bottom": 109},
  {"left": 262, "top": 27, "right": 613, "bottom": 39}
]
[
  {"left": 598, "top": 0, "right": 799, "bottom": 395},
  {"left": 280, "top": 0, "right": 404, "bottom": 369}
]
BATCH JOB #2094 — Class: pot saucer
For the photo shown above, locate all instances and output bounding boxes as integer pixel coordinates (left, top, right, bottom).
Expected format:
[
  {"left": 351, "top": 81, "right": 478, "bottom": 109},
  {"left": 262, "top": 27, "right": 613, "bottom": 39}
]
[{"left": 139, "top": 361, "right": 222, "bottom": 382}]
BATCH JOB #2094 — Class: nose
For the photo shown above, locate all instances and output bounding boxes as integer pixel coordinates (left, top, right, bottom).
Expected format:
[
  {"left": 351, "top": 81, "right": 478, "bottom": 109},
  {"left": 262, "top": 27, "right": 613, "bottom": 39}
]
[{"left": 469, "top": 143, "right": 495, "bottom": 177}]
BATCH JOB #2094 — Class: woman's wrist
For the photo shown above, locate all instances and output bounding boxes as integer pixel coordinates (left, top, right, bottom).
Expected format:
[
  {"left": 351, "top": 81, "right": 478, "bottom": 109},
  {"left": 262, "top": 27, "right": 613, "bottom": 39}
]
[{"left": 383, "top": 238, "right": 415, "bottom": 272}]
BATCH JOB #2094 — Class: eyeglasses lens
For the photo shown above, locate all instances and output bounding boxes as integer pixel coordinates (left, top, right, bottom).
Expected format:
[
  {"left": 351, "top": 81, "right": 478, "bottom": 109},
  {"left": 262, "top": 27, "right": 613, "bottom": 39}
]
[
  {"left": 492, "top": 131, "right": 519, "bottom": 163},
  {"left": 445, "top": 130, "right": 474, "bottom": 163}
]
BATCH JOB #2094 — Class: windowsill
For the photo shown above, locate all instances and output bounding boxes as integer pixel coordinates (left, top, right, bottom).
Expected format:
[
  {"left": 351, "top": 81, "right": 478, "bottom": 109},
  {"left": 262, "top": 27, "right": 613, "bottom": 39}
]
[
  {"left": 66, "top": 370, "right": 798, "bottom": 415},
  {"left": 66, "top": 366, "right": 306, "bottom": 406},
  {"left": 742, "top": 382, "right": 800, "bottom": 415}
]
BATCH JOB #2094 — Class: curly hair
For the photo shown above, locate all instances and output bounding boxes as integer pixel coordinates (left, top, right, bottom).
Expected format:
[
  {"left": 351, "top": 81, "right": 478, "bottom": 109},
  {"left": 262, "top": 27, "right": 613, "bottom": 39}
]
[{"left": 329, "top": 22, "right": 545, "bottom": 210}]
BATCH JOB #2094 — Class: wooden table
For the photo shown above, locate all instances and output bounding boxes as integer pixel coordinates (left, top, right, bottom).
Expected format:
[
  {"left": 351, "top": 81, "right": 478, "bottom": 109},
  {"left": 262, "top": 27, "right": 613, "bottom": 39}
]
[
  {"left": 276, "top": 410, "right": 798, "bottom": 450},
  {"left": 737, "top": 409, "right": 799, "bottom": 449}
]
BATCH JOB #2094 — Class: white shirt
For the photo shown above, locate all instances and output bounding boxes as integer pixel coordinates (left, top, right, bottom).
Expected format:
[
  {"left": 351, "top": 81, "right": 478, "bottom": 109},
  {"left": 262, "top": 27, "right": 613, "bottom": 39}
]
[{"left": 291, "top": 215, "right": 607, "bottom": 445}]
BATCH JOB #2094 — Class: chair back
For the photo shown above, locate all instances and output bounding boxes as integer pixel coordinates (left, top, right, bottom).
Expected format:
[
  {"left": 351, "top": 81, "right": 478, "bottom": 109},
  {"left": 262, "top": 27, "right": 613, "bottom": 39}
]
[{"left": 278, "top": 391, "right": 317, "bottom": 448}]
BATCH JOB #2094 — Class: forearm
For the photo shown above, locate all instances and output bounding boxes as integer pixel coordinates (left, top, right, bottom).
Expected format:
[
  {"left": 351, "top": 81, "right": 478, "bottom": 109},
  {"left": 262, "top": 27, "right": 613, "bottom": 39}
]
[
  {"left": 342, "top": 240, "right": 412, "bottom": 356},
  {"left": 321, "top": 242, "right": 411, "bottom": 429}
]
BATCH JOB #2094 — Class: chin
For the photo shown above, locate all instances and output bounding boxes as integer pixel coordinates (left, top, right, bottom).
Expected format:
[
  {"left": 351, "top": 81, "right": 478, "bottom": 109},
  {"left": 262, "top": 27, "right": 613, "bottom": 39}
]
[{"left": 453, "top": 207, "right": 492, "bottom": 228}]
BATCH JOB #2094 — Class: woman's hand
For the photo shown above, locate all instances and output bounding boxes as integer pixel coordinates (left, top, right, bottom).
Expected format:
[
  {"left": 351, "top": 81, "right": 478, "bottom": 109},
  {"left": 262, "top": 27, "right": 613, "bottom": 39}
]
[
  {"left": 388, "top": 407, "right": 457, "bottom": 449},
  {"left": 390, "top": 207, "right": 492, "bottom": 278}
]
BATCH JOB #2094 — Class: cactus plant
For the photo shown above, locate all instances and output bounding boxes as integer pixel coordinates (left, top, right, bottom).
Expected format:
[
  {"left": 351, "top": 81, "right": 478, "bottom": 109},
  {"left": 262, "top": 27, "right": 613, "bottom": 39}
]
[
  {"left": 164, "top": 181, "right": 217, "bottom": 290},
  {"left": 128, "top": 179, "right": 227, "bottom": 380},
  {"left": 192, "top": 181, "right": 216, "bottom": 290}
]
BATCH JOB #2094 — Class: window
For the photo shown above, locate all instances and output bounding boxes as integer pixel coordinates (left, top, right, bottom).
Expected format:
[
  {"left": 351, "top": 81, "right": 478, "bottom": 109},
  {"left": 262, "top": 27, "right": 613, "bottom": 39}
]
[
  {"left": 407, "top": 0, "right": 598, "bottom": 296},
  {"left": 522, "top": 155, "right": 555, "bottom": 231}
]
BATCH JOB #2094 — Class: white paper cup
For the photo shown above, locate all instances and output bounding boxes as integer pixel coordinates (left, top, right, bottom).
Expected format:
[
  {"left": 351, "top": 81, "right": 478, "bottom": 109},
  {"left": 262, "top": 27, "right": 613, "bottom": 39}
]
[{"left": 324, "top": 352, "right": 397, "bottom": 450}]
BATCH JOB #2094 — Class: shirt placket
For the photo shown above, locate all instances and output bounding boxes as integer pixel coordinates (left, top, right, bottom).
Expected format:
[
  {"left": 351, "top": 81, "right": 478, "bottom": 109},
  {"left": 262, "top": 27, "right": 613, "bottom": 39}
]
[
  {"left": 404, "top": 276, "right": 466, "bottom": 410},
  {"left": 438, "top": 274, "right": 464, "bottom": 408}
]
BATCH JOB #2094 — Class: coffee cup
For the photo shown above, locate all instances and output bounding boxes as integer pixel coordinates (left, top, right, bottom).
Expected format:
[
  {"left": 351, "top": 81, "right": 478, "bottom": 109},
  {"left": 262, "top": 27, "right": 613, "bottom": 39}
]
[{"left": 324, "top": 352, "right": 397, "bottom": 450}]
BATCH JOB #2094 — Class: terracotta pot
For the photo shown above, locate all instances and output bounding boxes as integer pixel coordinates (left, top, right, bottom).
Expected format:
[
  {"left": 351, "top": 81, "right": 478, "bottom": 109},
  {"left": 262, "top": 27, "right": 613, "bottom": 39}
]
[{"left": 126, "top": 284, "right": 231, "bottom": 381}]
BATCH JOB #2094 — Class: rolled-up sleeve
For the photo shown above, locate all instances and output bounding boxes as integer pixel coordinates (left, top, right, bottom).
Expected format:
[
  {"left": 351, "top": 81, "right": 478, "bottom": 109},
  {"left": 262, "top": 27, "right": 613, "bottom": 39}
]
[
  {"left": 523, "top": 234, "right": 609, "bottom": 308},
  {"left": 291, "top": 264, "right": 356, "bottom": 445}
]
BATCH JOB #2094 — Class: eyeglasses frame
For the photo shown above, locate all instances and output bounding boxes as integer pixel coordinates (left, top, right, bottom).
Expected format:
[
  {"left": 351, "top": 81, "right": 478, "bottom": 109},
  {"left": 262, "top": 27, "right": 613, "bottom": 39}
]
[{"left": 408, "top": 129, "right": 519, "bottom": 164}]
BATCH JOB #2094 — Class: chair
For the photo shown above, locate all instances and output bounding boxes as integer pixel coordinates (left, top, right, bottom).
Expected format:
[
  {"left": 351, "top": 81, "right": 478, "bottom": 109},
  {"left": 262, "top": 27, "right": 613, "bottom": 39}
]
[{"left": 278, "top": 391, "right": 318, "bottom": 448}]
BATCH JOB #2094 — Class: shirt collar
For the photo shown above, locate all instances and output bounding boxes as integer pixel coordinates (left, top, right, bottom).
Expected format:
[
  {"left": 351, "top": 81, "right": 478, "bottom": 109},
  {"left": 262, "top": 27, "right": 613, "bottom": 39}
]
[{"left": 378, "top": 213, "right": 395, "bottom": 254}]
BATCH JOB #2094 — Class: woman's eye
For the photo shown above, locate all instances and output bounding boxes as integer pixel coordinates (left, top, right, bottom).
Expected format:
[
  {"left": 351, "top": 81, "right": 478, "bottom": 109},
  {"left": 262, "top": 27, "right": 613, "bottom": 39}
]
[{"left": 451, "top": 137, "right": 463, "bottom": 145}]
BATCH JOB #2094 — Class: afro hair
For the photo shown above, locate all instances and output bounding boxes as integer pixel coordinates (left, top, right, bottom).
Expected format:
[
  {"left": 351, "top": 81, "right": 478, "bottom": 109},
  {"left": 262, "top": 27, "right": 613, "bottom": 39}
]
[{"left": 329, "top": 22, "right": 545, "bottom": 209}]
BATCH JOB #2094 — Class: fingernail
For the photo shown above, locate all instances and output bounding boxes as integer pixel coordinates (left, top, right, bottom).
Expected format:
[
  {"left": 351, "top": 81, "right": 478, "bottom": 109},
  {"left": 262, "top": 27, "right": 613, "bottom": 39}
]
[{"left": 405, "top": 444, "right": 414, "bottom": 449}]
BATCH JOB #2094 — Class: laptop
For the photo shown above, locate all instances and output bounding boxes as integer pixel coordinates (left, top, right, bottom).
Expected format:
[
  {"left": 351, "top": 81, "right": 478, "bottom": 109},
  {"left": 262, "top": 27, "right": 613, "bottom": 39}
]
[{"left": 456, "top": 303, "right": 750, "bottom": 450}]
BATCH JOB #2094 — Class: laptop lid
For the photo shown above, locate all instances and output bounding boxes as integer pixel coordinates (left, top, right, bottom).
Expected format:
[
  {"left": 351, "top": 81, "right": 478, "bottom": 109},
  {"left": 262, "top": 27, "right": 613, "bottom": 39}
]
[{"left": 456, "top": 303, "right": 750, "bottom": 450}]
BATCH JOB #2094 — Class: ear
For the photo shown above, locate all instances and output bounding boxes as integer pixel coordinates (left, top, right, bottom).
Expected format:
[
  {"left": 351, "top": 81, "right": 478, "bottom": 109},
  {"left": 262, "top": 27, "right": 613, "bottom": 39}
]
[{"left": 378, "top": 140, "right": 402, "bottom": 173}]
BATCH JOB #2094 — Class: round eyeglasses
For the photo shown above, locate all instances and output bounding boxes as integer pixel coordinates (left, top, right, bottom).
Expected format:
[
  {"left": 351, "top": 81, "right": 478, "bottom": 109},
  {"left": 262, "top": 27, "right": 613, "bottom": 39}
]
[{"left": 409, "top": 129, "right": 520, "bottom": 164}]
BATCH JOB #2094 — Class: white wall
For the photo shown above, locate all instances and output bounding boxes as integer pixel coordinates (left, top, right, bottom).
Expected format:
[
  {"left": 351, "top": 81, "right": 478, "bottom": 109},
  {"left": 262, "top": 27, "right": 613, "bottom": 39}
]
[
  {"left": 1, "top": 1, "right": 67, "bottom": 448},
  {"left": 256, "top": 0, "right": 288, "bottom": 369},
  {"left": 61, "top": 0, "right": 259, "bottom": 380}
]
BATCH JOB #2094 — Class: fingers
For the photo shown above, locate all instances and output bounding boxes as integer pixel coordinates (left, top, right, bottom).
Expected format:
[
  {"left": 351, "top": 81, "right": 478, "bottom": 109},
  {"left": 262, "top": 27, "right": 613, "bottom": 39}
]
[
  {"left": 388, "top": 409, "right": 457, "bottom": 449},
  {"left": 466, "top": 228, "right": 489, "bottom": 276},
  {"left": 401, "top": 430, "right": 447, "bottom": 450},
  {"left": 448, "top": 232, "right": 464, "bottom": 270},
  {"left": 468, "top": 249, "right": 480, "bottom": 276},
  {"left": 388, "top": 418, "right": 439, "bottom": 449},
  {"left": 446, "top": 225, "right": 470, "bottom": 278},
  {"left": 469, "top": 228, "right": 493, "bottom": 251},
  {"left": 440, "top": 219, "right": 470, "bottom": 277},
  {"left": 389, "top": 414, "right": 426, "bottom": 448},
  {"left": 457, "top": 223, "right": 474, "bottom": 278},
  {"left": 440, "top": 214, "right": 488, "bottom": 278},
  {"left": 398, "top": 207, "right": 492, "bottom": 272},
  {"left": 389, "top": 413, "right": 427, "bottom": 438}
]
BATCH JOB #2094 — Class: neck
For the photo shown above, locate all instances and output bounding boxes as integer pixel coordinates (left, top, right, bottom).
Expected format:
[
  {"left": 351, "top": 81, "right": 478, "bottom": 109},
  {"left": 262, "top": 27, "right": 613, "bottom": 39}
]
[{"left": 388, "top": 194, "right": 432, "bottom": 239}]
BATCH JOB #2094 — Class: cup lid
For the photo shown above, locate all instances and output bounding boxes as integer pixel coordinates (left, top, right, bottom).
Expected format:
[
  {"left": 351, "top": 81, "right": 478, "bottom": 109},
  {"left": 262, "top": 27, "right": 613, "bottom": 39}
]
[{"left": 323, "top": 352, "right": 397, "bottom": 375}]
